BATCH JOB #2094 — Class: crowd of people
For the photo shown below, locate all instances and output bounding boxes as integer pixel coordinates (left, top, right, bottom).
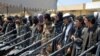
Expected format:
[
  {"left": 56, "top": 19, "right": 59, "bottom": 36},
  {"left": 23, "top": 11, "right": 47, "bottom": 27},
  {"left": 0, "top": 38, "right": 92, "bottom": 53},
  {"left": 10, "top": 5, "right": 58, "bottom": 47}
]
[{"left": 0, "top": 12, "right": 100, "bottom": 56}]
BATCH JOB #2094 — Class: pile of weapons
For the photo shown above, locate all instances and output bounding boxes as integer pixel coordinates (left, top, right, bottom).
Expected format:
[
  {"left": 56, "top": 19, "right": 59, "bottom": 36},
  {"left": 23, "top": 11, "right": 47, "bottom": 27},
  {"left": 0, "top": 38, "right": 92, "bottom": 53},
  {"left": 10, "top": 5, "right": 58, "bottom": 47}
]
[{"left": 0, "top": 28, "right": 100, "bottom": 56}]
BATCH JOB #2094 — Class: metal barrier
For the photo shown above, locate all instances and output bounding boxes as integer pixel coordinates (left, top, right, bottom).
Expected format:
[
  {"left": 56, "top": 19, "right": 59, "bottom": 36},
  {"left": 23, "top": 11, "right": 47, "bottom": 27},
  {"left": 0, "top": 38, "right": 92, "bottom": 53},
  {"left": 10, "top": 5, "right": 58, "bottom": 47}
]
[
  {"left": 95, "top": 44, "right": 100, "bottom": 56},
  {"left": 0, "top": 29, "right": 16, "bottom": 39},
  {"left": 26, "top": 33, "right": 63, "bottom": 56},
  {"left": 3, "top": 34, "right": 17, "bottom": 41},
  {"left": 0, "top": 34, "right": 16, "bottom": 44},
  {"left": 0, "top": 23, "right": 29, "bottom": 40},
  {"left": 0, "top": 31, "right": 31, "bottom": 48},
  {"left": 49, "top": 41, "right": 73, "bottom": 56},
  {"left": 79, "top": 42, "right": 100, "bottom": 56},
  {"left": 0, "top": 33, "right": 37, "bottom": 56},
  {"left": 7, "top": 39, "right": 43, "bottom": 56}
]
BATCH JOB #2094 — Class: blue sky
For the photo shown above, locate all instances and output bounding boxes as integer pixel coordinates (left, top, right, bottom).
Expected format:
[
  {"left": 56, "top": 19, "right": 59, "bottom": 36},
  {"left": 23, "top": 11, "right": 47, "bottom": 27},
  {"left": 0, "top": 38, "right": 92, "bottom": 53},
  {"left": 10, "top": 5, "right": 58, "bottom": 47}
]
[{"left": 58, "top": 0, "right": 92, "bottom": 6}]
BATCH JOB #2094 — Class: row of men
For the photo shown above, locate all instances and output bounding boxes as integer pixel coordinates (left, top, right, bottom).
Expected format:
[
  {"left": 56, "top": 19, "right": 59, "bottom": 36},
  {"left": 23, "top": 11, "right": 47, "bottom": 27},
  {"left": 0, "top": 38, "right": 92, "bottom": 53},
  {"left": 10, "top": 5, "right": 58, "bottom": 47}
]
[{"left": 0, "top": 12, "right": 100, "bottom": 56}]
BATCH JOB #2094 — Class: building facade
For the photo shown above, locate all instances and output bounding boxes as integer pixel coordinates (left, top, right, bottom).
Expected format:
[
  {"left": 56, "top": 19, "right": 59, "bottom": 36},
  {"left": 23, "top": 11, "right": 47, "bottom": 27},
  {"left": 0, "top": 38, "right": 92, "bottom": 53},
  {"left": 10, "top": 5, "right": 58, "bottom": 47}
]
[{"left": 57, "top": 1, "right": 100, "bottom": 16}]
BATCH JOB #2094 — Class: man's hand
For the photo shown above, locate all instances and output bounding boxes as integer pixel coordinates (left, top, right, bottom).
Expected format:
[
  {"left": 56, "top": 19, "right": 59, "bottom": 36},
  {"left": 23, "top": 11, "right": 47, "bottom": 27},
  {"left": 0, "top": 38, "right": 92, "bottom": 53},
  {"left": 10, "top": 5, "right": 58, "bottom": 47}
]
[
  {"left": 71, "top": 35, "right": 76, "bottom": 41},
  {"left": 57, "top": 44, "right": 61, "bottom": 50},
  {"left": 66, "top": 47, "right": 71, "bottom": 54}
]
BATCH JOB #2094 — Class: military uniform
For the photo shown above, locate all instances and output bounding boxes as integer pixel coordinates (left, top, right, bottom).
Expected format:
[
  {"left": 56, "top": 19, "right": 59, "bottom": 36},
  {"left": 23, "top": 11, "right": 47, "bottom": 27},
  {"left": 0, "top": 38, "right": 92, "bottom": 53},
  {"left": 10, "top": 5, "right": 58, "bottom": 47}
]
[{"left": 41, "top": 22, "right": 55, "bottom": 55}]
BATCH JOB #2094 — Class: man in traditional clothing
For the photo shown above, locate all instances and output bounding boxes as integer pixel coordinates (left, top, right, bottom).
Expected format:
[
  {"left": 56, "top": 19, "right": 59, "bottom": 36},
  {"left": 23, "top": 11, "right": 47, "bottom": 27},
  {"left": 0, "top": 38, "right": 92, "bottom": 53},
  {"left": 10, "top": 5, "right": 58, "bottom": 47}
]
[
  {"left": 71, "top": 15, "right": 85, "bottom": 56},
  {"left": 15, "top": 18, "right": 31, "bottom": 48},
  {"left": 81, "top": 14, "right": 100, "bottom": 56},
  {"left": 2, "top": 16, "right": 17, "bottom": 41},
  {"left": 56, "top": 13, "right": 75, "bottom": 56},
  {"left": 2, "top": 16, "right": 16, "bottom": 34},
  {"left": 51, "top": 12, "right": 63, "bottom": 54},
  {"left": 41, "top": 13, "right": 54, "bottom": 55}
]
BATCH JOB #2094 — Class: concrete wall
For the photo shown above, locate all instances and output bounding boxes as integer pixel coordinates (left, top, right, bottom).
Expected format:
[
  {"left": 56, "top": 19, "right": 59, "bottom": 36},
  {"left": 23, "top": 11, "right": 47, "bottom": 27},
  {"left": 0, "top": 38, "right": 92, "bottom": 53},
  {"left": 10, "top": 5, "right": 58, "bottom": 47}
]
[
  {"left": 92, "top": 0, "right": 100, "bottom": 2},
  {"left": 63, "top": 10, "right": 93, "bottom": 16},
  {"left": 86, "top": 1, "right": 100, "bottom": 9},
  {"left": 0, "top": 0, "right": 57, "bottom": 10},
  {"left": 0, "top": 0, "right": 57, "bottom": 15},
  {"left": 57, "top": 4, "right": 85, "bottom": 11},
  {"left": 57, "top": 2, "right": 100, "bottom": 16}
]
